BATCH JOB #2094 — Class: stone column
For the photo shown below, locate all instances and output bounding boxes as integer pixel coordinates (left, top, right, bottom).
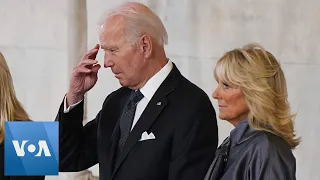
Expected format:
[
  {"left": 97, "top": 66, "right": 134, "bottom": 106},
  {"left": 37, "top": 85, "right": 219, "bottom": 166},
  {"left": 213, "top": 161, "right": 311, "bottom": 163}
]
[
  {"left": 67, "top": 0, "right": 88, "bottom": 121},
  {"left": 59, "top": 1, "right": 99, "bottom": 179}
]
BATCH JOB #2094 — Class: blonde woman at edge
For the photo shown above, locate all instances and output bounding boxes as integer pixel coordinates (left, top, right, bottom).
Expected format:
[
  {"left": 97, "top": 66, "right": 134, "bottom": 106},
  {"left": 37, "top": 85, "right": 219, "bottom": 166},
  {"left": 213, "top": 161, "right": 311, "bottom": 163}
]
[
  {"left": 0, "top": 52, "right": 44, "bottom": 180},
  {"left": 204, "top": 43, "right": 299, "bottom": 180}
]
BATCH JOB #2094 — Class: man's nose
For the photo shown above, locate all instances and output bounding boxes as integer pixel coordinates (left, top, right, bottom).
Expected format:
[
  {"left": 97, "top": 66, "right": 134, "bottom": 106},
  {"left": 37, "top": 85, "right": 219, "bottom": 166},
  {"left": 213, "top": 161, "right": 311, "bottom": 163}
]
[{"left": 104, "top": 53, "right": 114, "bottom": 68}]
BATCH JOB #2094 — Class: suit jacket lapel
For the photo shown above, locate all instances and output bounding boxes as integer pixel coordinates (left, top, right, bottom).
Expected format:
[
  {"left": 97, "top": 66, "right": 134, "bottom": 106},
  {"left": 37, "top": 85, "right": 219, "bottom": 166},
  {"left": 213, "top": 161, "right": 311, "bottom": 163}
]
[
  {"left": 105, "top": 89, "right": 131, "bottom": 176},
  {"left": 108, "top": 120, "right": 120, "bottom": 173},
  {"left": 111, "top": 64, "right": 180, "bottom": 179}
]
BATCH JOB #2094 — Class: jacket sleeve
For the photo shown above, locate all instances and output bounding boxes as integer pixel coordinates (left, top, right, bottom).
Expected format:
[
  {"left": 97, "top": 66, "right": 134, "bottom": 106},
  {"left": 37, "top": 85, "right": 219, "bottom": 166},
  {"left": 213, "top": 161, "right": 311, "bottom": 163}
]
[
  {"left": 10, "top": 175, "right": 45, "bottom": 180},
  {"left": 247, "top": 134, "right": 296, "bottom": 180},
  {"left": 169, "top": 97, "right": 218, "bottom": 180},
  {"left": 56, "top": 95, "right": 108, "bottom": 172}
]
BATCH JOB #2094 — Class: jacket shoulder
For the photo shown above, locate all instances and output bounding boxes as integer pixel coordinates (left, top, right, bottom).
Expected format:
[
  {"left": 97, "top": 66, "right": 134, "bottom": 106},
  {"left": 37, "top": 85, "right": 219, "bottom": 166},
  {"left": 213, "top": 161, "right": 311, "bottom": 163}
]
[
  {"left": 243, "top": 130, "right": 295, "bottom": 163},
  {"left": 175, "top": 74, "right": 213, "bottom": 106}
]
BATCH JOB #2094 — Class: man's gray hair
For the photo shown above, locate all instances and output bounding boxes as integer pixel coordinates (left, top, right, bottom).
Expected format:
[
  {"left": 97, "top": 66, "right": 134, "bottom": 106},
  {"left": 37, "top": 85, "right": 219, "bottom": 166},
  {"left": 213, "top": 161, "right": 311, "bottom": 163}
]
[{"left": 105, "top": 2, "right": 168, "bottom": 46}]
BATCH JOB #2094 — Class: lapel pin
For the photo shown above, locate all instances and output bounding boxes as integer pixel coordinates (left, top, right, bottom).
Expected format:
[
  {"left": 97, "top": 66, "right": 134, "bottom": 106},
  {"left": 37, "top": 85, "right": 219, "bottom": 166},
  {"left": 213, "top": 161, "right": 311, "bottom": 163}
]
[{"left": 156, "top": 102, "right": 162, "bottom": 106}]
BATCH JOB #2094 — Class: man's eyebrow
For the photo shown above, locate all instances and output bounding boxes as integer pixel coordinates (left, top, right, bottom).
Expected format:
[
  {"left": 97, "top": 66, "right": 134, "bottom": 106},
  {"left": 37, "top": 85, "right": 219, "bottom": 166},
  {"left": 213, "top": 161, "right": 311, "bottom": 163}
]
[{"left": 103, "top": 46, "right": 119, "bottom": 50}]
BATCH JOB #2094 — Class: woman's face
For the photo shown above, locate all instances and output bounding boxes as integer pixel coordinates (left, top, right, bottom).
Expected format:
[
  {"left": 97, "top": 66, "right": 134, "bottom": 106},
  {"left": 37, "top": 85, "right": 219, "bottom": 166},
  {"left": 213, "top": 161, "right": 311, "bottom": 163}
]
[{"left": 212, "top": 80, "right": 249, "bottom": 126}]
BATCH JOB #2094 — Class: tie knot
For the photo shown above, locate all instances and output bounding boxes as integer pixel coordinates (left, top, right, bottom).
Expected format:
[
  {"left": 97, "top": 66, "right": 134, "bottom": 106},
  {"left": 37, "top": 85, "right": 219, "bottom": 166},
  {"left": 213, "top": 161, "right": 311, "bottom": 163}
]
[{"left": 129, "top": 90, "right": 144, "bottom": 106}]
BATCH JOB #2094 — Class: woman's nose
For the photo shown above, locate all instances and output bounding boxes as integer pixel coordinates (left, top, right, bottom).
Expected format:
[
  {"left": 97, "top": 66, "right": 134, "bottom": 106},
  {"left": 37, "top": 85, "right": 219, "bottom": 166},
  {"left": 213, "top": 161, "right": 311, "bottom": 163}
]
[{"left": 212, "top": 87, "right": 220, "bottom": 99}]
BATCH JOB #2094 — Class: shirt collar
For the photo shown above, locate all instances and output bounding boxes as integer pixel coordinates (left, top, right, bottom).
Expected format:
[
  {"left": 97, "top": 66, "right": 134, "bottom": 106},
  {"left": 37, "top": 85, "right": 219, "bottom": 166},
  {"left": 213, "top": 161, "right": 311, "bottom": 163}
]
[
  {"left": 140, "top": 59, "right": 173, "bottom": 100},
  {"left": 230, "top": 120, "right": 251, "bottom": 147}
]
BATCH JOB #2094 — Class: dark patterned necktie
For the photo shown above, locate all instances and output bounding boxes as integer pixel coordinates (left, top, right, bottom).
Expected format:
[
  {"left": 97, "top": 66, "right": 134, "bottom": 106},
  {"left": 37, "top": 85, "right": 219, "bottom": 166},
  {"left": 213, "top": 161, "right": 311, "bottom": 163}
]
[{"left": 117, "top": 90, "right": 144, "bottom": 153}]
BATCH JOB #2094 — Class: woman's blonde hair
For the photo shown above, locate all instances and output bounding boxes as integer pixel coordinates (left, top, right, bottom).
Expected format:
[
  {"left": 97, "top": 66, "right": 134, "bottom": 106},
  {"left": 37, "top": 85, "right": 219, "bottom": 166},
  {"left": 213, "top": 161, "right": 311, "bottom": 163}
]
[
  {"left": 0, "top": 52, "right": 29, "bottom": 143},
  {"left": 214, "top": 43, "right": 300, "bottom": 149}
]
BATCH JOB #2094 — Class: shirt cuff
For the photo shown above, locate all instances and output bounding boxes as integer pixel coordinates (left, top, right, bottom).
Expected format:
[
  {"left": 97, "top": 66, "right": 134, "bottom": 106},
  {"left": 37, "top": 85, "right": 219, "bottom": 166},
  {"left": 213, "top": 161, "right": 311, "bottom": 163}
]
[{"left": 63, "top": 95, "right": 83, "bottom": 113}]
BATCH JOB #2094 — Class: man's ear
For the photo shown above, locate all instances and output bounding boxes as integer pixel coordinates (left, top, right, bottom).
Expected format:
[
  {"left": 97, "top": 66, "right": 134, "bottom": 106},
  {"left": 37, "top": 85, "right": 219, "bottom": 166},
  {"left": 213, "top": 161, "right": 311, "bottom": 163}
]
[{"left": 140, "top": 35, "right": 152, "bottom": 58}]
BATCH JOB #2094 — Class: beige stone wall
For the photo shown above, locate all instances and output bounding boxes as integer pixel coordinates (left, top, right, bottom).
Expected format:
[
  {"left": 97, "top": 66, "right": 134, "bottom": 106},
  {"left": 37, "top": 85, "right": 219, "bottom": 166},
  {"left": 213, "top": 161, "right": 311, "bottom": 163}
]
[{"left": 1, "top": 0, "right": 319, "bottom": 179}]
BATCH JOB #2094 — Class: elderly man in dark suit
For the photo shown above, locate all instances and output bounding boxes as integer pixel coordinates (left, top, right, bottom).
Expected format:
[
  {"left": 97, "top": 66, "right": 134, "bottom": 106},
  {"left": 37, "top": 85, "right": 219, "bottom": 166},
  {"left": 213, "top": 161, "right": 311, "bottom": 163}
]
[{"left": 56, "top": 2, "right": 218, "bottom": 180}]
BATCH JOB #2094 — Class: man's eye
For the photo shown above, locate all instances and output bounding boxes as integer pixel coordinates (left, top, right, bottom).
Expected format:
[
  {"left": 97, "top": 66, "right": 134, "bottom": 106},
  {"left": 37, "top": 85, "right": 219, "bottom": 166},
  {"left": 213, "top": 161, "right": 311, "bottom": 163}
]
[{"left": 105, "top": 49, "right": 116, "bottom": 53}]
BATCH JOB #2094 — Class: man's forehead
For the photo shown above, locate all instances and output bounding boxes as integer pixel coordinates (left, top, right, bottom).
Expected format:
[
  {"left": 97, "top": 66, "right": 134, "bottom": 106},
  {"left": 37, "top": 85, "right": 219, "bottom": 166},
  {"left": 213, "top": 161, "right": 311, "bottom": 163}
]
[
  {"left": 99, "top": 20, "right": 124, "bottom": 46},
  {"left": 99, "top": 31, "right": 126, "bottom": 49}
]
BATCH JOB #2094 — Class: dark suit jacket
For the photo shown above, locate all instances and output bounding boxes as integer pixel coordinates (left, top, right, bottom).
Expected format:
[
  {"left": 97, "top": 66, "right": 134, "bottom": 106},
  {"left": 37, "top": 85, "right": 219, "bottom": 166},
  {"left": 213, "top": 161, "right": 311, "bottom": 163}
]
[
  {"left": 0, "top": 143, "right": 45, "bottom": 180},
  {"left": 57, "top": 65, "right": 218, "bottom": 180}
]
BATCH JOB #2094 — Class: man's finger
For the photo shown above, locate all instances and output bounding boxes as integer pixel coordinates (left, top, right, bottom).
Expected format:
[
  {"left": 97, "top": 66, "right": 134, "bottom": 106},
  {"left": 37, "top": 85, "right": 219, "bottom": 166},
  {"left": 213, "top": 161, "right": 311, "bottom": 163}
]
[
  {"left": 76, "top": 67, "right": 92, "bottom": 74},
  {"left": 88, "top": 44, "right": 100, "bottom": 59},
  {"left": 91, "top": 64, "right": 101, "bottom": 74},
  {"left": 80, "top": 59, "right": 98, "bottom": 67},
  {"left": 82, "top": 44, "right": 100, "bottom": 60},
  {"left": 93, "top": 44, "right": 99, "bottom": 50}
]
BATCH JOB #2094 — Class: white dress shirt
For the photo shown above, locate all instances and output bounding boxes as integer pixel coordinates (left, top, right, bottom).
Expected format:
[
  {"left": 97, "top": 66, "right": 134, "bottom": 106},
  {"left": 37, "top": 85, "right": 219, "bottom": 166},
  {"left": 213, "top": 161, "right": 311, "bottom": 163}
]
[{"left": 64, "top": 60, "right": 173, "bottom": 131}]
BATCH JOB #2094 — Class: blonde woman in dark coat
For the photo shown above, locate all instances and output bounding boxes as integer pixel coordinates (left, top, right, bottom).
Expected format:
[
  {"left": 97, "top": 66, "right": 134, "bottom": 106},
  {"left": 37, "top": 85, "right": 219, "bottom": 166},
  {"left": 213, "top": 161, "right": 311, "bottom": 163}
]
[
  {"left": 0, "top": 52, "right": 45, "bottom": 180},
  {"left": 205, "top": 44, "right": 299, "bottom": 180}
]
